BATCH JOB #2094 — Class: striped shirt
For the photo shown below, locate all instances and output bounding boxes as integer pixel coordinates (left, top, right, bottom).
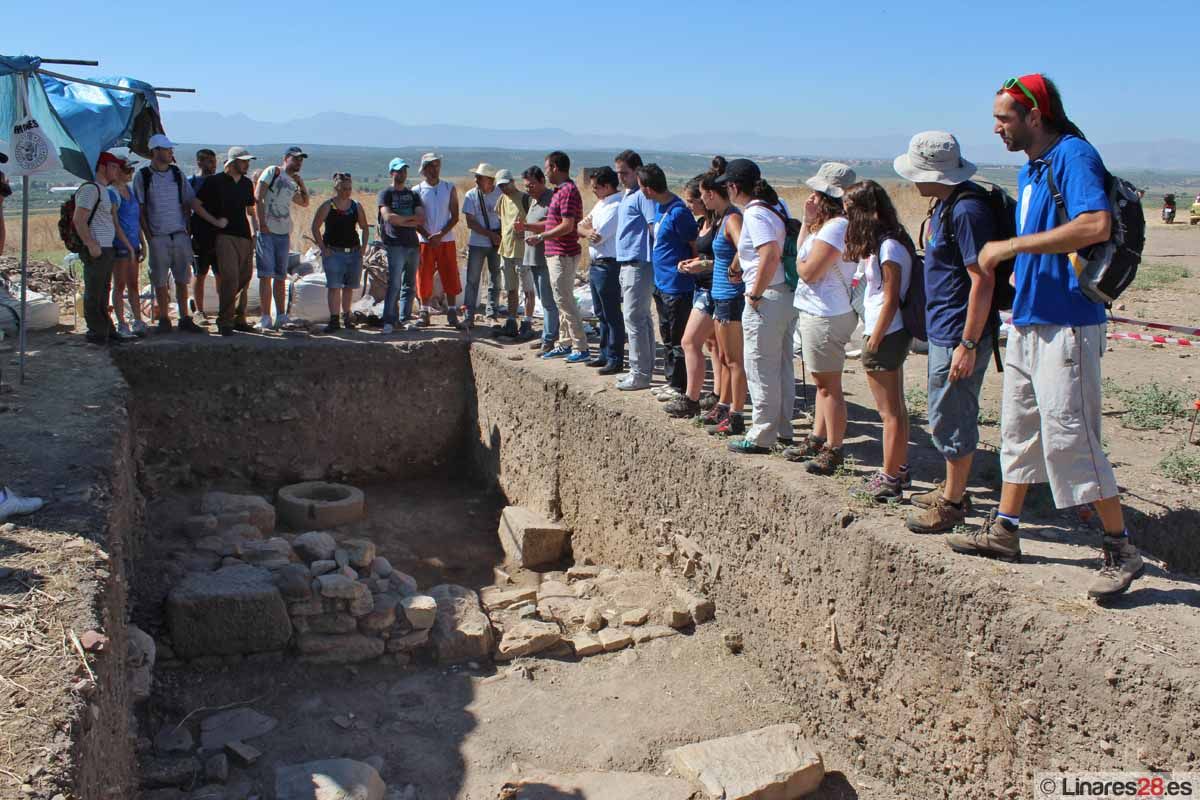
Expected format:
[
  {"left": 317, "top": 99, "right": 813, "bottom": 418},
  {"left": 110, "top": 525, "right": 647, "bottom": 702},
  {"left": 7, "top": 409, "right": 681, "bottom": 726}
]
[{"left": 544, "top": 179, "right": 582, "bottom": 258}]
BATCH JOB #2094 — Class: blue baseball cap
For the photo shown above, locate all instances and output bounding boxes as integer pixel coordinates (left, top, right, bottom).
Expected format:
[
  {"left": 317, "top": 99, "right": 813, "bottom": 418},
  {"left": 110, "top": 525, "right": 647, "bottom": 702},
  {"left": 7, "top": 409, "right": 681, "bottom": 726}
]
[{"left": 388, "top": 158, "right": 408, "bottom": 173}]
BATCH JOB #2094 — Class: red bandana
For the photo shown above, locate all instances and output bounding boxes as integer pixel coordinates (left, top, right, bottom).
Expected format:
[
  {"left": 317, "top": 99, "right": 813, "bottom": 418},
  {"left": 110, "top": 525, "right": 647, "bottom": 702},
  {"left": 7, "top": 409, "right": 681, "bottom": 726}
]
[{"left": 1003, "top": 73, "right": 1055, "bottom": 121}]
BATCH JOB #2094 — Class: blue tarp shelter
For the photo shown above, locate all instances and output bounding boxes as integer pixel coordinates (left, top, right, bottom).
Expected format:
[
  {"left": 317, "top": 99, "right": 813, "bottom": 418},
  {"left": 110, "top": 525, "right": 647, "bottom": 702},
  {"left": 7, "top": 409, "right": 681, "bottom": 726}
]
[{"left": 0, "top": 54, "right": 164, "bottom": 180}]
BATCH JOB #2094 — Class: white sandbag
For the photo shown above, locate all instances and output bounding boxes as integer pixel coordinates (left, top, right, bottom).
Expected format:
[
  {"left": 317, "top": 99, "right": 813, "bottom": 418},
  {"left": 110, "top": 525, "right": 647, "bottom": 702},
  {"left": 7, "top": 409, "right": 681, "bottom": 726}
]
[
  {"left": 201, "top": 273, "right": 261, "bottom": 313},
  {"left": 0, "top": 286, "right": 60, "bottom": 335},
  {"left": 573, "top": 286, "right": 595, "bottom": 319},
  {"left": 286, "top": 273, "right": 329, "bottom": 322}
]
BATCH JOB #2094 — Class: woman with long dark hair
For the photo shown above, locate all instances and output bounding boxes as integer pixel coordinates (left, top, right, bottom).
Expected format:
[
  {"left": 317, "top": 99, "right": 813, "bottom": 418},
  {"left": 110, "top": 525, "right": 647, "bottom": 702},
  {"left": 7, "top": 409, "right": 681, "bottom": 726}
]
[
  {"left": 717, "top": 159, "right": 797, "bottom": 455},
  {"left": 784, "top": 163, "right": 859, "bottom": 474},
  {"left": 700, "top": 171, "right": 746, "bottom": 434},
  {"left": 843, "top": 180, "right": 914, "bottom": 500}
]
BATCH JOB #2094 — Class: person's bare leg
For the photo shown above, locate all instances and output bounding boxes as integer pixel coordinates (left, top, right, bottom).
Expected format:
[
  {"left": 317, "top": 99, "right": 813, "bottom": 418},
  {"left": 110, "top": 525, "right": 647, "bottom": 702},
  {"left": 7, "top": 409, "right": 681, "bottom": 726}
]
[
  {"left": 1093, "top": 495, "right": 1125, "bottom": 534},
  {"left": 274, "top": 279, "right": 286, "bottom": 319},
  {"left": 326, "top": 289, "right": 339, "bottom": 316},
  {"left": 865, "top": 369, "right": 907, "bottom": 476},
  {"left": 998, "top": 482, "right": 1030, "bottom": 517},
  {"left": 126, "top": 264, "right": 143, "bottom": 325},
  {"left": 944, "top": 454, "right": 973, "bottom": 502},
  {"left": 194, "top": 272, "right": 207, "bottom": 315},
  {"left": 708, "top": 334, "right": 725, "bottom": 402},
  {"left": 111, "top": 260, "right": 128, "bottom": 325},
  {"left": 155, "top": 285, "right": 171, "bottom": 321},
  {"left": 259, "top": 277, "right": 274, "bottom": 319},
  {"left": 681, "top": 311, "right": 712, "bottom": 401},
  {"left": 341, "top": 288, "right": 353, "bottom": 317},
  {"left": 175, "top": 281, "right": 190, "bottom": 321},
  {"left": 812, "top": 372, "right": 845, "bottom": 445},
  {"left": 507, "top": 289, "right": 518, "bottom": 319}
]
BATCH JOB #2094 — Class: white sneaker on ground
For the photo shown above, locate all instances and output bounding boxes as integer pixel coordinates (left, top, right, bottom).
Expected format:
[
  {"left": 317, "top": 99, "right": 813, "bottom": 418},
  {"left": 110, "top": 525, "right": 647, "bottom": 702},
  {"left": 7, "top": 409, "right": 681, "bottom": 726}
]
[
  {"left": 259, "top": 314, "right": 272, "bottom": 330},
  {"left": 656, "top": 387, "right": 682, "bottom": 402},
  {"left": 131, "top": 319, "right": 148, "bottom": 336},
  {"left": 273, "top": 313, "right": 289, "bottom": 330},
  {"left": 0, "top": 487, "right": 44, "bottom": 522},
  {"left": 381, "top": 324, "right": 394, "bottom": 335}
]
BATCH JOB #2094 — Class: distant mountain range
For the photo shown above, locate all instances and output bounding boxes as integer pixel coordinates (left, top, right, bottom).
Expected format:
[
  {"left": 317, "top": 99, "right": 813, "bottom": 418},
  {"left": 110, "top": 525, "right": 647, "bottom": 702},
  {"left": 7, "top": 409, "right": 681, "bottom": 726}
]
[{"left": 162, "top": 111, "right": 1200, "bottom": 172}]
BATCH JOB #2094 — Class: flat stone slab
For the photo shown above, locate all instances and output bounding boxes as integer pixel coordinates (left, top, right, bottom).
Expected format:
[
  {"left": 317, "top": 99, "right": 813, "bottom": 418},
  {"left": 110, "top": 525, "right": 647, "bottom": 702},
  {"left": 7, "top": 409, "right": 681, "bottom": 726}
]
[
  {"left": 494, "top": 620, "right": 562, "bottom": 661},
  {"left": 199, "top": 708, "right": 278, "bottom": 750},
  {"left": 277, "top": 482, "right": 366, "bottom": 530},
  {"left": 665, "top": 724, "right": 825, "bottom": 800},
  {"left": 296, "top": 633, "right": 385, "bottom": 664},
  {"left": 498, "top": 506, "right": 570, "bottom": 568},
  {"left": 166, "top": 565, "right": 292, "bottom": 658},
  {"left": 511, "top": 772, "right": 694, "bottom": 800},
  {"left": 275, "top": 758, "right": 385, "bottom": 800},
  {"left": 428, "top": 584, "right": 495, "bottom": 664},
  {"left": 200, "top": 491, "right": 276, "bottom": 535}
]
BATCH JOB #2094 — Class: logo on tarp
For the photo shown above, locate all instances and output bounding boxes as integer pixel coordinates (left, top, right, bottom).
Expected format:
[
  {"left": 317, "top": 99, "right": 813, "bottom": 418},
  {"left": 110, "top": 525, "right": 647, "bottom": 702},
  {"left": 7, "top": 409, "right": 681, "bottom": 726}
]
[{"left": 10, "top": 116, "right": 58, "bottom": 175}]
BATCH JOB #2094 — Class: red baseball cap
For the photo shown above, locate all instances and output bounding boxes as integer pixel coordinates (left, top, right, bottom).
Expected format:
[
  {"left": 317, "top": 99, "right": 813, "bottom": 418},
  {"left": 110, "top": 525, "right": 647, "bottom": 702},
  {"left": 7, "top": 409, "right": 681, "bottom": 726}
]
[{"left": 96, "top": 151, "right": 129, "bottom": 169}]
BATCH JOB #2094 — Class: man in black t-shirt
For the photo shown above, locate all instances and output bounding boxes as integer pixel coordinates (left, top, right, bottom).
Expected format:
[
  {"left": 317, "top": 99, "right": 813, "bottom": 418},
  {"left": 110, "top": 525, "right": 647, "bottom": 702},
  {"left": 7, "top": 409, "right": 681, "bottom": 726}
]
[
  {"left": 376, "top": 158, "right": 425, "bottom": 332},
  {"left": 197, "top": 147, "right": 257, "bottom": 335},
  {"left": 189, "top": 148, "right": 220, "bottom": 320}
]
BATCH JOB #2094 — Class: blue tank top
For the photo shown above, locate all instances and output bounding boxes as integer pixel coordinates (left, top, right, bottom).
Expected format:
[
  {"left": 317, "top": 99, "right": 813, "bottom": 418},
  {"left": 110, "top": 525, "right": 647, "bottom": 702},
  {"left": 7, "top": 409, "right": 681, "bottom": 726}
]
[
  {"left": 114, "top": 186, "right": 141, "bottom": 248},
  {"left": 710, "top": 208, "right": 743, "bottom": 300}
]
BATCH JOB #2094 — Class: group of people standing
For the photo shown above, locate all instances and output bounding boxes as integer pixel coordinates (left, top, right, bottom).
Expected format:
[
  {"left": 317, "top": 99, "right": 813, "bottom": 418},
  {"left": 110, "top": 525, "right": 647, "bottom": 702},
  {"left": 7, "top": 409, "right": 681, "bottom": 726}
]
[{"left": 64, "top": 72, "right": 1142, "bottom": 602}]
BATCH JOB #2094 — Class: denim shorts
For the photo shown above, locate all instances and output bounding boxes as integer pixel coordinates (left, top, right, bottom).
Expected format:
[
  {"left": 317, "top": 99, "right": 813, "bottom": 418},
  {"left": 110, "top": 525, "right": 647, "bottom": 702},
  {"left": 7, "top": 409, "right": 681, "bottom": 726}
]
[
  {"left": 927, "top": 337, "right": 991, "bottom": 460},
  {"left": 692, "top": 286, "right": 715, "bottom": 316},
  {"left": 324, "top": 249, "right": 362, "bottom": 289},
  {"left": 713, "top": 294, "right": 745, "bottom": 324},
  {"left": 256, "top": 232, "right": 290, "bottom": 279}
]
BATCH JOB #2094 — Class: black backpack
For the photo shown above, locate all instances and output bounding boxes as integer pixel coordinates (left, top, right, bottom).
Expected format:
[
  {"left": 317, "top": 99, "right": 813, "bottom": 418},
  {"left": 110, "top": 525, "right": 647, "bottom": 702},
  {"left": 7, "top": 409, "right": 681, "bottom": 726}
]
[
  {"left": 895, "top": 235, "right": 927, "bottom": 341},
  {"left": 138, "top": 164, "right": 185, "bottom": 235},
  {"left": 1038, "top": 162, "right": 1145, "bottom": 306}
]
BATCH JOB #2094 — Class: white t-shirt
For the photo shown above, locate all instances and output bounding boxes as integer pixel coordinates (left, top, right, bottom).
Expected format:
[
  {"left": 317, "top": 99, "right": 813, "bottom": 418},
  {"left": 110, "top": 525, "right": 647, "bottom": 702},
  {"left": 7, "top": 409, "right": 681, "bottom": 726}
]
[
  {"left": 861, "top": 238, "right": 912, "bottom": 337},
  {"left": 415, "top": 181, "right": 455, "bottom": 244},
  {"left": 258, "top": 166, "right": 299, "bottom": 236},
  {"left": 793, "top": 217, "right": 857, "bottom": 317},
  {"left": 75, "top": 182, "right": 117, "bottom": 247},
  {"left": 587, "top": 193, "right": 621, "bottom": 261},
  {"left": 737, "top": 203, "right": 786, "bottom": 288},
  {"left": 462, "top": 186, "right": 502, "bottom": 248}
]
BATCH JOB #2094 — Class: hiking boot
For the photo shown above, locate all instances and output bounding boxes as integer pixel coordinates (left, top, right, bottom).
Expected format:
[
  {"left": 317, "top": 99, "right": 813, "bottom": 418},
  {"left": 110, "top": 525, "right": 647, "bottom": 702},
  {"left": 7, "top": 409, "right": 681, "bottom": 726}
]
[
  {"left": 416, "top": 310, "right": 431, "bottom": 328},
  {"left": 444, "top": 308, "right": 458, "bottom": 328},
  {"left": 114, "top": 322, "right": 137, "bottom": 340},
  {"left": 781, "top": 435, "right": 826, "bottom": 463},
  {"left": 853, "top": 471, "right": 902, "bottom": 503},
  {"left": 616, "top": 376, "right": 651, "bottom": 391},
  {"left": 518, "top": 319, "right": 533, "bottom": 340},
  {"left": 342, "top": 314, "right": 357, "bottom": 330},
  {"left": 218, "top": 326, "right": 234, "bottom": 337},
  {"left": 499, "top": 318, "right": 519, "bottom": 338},
  {"left": 664, "top": 395, "right": 701, "bottom": 419},
  {"left": 157, "top": 317, "right": 172, "bottom": 334},
  {"left": 699, "top": 392, "right": 720, "bottom": 412},
  {"left": 910, "top": 481, "right": 973, "bottom": 512},
  {"left": 0, "top": 486, "right": 44, "bottom": 522},
  {"left": 898, "top": 465, "right": 912, "bottom": 490},
  {"left": 130, "top": 319, "right": 148, "bottom": 337},
  {"left": 586, "top": 355, "right": 608, "bottom": 368},
  {"left": 381, "top": 323, "right": 395, "bottom": 335},
  {"left": 945, "top": 510, "right": 1022, "bottom": 562},
  {"left": 708, "top": 412, "right": 746, "bottom": 436},
  {"left": 233, "top": 321, "right": 256, "bottom": 333},
  {"left": 700, "top": 404, "right": 727, "bottom": 426},
  {"left": 178, "top": 318, "right": 205, "bottom": 334},
  {"left": 274, "top": 313, "right": 289, "bottom": 330},
  {"left": 259, "top": 314, "right": 272, "bottom": 330},
  {"left": 905, "top": 495, "right": 968, "bottom": 534},
  {"left": 324, "top": 317, "right": 341, "bottom": 334},
  {"left": 804, "top": 446, "right": 845, "bottom": 475},
  {"left": 1087, "top": 536, "right": 1145, "bottom": 600},
  {"left": 598, "top": 361, "right": 623, "bottom": 376}
]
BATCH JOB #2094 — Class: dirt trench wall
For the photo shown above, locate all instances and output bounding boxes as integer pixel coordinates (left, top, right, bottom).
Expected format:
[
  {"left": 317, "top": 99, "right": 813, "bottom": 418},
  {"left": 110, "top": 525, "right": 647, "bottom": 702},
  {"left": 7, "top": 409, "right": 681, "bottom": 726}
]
[
  {"left": 114, "top": 337, "right": 473, "bottom": 493},
  {"left": 467, "top": 345, "right": 1200, "bottom": 800}
]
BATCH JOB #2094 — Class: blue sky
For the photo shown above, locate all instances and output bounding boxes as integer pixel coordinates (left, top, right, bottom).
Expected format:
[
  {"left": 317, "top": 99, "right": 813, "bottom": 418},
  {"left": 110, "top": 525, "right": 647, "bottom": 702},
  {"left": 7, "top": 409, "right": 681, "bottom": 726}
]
[{"left": 11, "top": 0, "right": 1199, "bottom": 156}]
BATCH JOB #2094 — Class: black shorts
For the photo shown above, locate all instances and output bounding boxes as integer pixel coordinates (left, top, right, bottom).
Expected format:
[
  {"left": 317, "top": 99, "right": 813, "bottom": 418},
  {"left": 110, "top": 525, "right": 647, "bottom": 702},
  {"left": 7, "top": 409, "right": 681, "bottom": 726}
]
[
  {"left": 713, "top": 295, "right": 745, "bottom": 324},
  {"left": 862, "top": 329, "right": 912, "bottom": 372},
  {"left": 194, "top": 249, "right": 218, "bottom": 277}
]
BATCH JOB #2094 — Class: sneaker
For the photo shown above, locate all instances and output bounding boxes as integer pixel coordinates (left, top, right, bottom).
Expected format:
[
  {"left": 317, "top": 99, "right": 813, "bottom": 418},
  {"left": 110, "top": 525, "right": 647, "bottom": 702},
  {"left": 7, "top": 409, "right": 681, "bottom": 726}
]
[
  {"left": 707, "top": 412, "right": 746, "bottom": 436},
  {"left": 781, "top": 435, "right": 826, "bottom": 463},
  {"left": 898, "top": 465, "right": 913, "bottom": 490},
  {"left": 530, "top": 338, "right": 549, "bottom": 350},
  {"left": 0, "top": 487, "right": 44, "bottom": 522},
  {"left": 342, "top": 314, "right": 357, "bottom": 331},
  {"left": 586, "top": 356, "right": 608, "bottom": 368},
  {"left": 664, "top": 395, "right": 701, "bottom": 418},
  {"left": 517, "top": 319, "right": 533, "bottom": 340},
  {"left": 616, "top": 376, "right": 651, "bottom": 391},
  {"left": 130, "top": 319, "right": 148, "bottom": 337},
  {"left": 698, "top": 392, "right": 720, "bottom": 412},
  {"left": 115, "top": 322, "right": 137, "bottom": 340},
  {"left": 1087, "top": 536, "right": 1144, "bottom": 600},
  {"left": 219, "top": 326, "right": 234, "bottom": 337},
  {"left": 382, "top": 323, "right": 395, "bottom": 335},
  {"left": 259, "top": 314, "right": 272, "bottom": 330},
  {"left": 565, "top": 350, "right": 591, "bottom": 364},
  {"left": 728, "top": 438, "right": 772, "bottom": 455},
  {"left": 178, "top": 318, "right": 205, "bottom": 334},
  {"left": 853, "top": 471, "right": 902, "bottom": 503},
  {"left": 910, "top": 482, "right": 973, "bottom": 512},
  {"left": 700, "top": 404, "right": 728, "bottom": 426},
  {"left": 905, "top": 495, "right": 968, "bottom": 534},
  {"left": 598, "top": 362, "right": 623, "bottom": 376},
  {"left": 655, "top": 387, "right": 684, "bottom": 403},
  {"left": 443, "top": 308, "right": 456, "bottom": 328},
  {"left": 498, "top": 318, "right": 518, "bottom": 338},
  {"left": 804, "top": 446, "right": 845, "bottom": 476},
  {"left": 233, "top": 321, "right": 256, "bottom": 333},
  {"left": 416, "top": 310, "right": 431, "bottom": 328},
  {"left": 157, "top": 317, "right": 172, "bottom": 334},
  {"left": 541, "top": 345, "right": 571, "bottom": 359},
  {"left": 273, "top": 313, "right": 289, "bottom": 330},
  {"left": 945, "top": 510, "right": 1022, "bottom": 562}
]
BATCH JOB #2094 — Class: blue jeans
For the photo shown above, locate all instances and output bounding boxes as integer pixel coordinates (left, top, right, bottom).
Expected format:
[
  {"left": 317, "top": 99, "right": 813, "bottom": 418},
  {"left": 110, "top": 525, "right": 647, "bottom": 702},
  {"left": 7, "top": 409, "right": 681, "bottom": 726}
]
[
  {"left": 255, "top": 232, "right": 290, "bottom": 278},
  {"left": 619, "top": 261, "right": 655, "bottom": 381},
  {"left": 464, "top": 245, "right": 500, "bottom": 314},
  {"left": 531, "top": 263, "right": 558, "bottom": 345},
  {"left": 382, "top": 245, "right": 419, "bottom": 325},
  {"left": 323, "top": 249, "right": 362, "bottom": 289},
  {"left": 589, "top": 259, "right": 624, "bottom": 365},
  {"left": 927, "top": 336, "right": 992, "bottom": 460}
]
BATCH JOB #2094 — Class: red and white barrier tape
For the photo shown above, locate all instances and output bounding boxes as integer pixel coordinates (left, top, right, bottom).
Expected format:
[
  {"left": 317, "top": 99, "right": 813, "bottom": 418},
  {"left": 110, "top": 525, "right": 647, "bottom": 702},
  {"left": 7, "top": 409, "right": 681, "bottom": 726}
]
[
  {"left": 1107, "top": 332, "right": 1194, "bottom": 347},
  {"left": 1107, "top": 314, "right": 1200, "bottom": 337}
]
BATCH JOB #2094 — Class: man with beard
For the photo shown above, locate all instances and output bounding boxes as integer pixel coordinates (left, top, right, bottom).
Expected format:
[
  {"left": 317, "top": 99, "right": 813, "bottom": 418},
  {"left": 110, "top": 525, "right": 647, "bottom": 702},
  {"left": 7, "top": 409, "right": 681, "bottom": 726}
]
[{"left": 197, "top": 147, "right": 258, "bottom": 336}]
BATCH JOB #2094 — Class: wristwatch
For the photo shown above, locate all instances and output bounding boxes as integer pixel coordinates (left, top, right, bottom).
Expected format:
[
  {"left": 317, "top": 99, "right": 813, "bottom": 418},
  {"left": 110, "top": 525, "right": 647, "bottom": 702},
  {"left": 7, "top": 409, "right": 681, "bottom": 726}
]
[
  {"left": 748, "top": 294, "right": 764, "bottom": 302},
  {"left": 960, "top": 338, "right": 978, "bottom": 351}
]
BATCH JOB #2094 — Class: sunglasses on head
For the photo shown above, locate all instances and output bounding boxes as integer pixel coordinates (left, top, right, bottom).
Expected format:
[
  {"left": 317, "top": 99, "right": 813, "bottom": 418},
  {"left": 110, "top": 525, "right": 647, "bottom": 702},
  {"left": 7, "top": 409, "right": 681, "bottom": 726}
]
[
  {"left": 1002, "top": 77, "right": 1038, "bottom": 110},
  {"left": 332, "top": 172, "right": 352, "bottom": 181}
]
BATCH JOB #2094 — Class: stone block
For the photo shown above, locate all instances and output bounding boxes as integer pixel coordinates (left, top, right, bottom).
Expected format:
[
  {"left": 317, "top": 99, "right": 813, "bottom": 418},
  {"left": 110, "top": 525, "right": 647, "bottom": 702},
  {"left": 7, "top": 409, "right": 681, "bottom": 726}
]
[
  {"left": 204, "top": 753, "right": 229, "bottom": 784},
  {"left": 276, "top": 482, "right": 365, "bottom": 530},
  {"left": 498, "top": 506, "right": 570, "bottom": 569},
  {"left": 200, "top": 491, "right": 275, "bottom": 535},
  {"left": 348, "top": 583, "right": 374, "bottom": 617},
  {"left": 238, "top": 537, "right": 295, "bottom": 566},
  {"left": 140, "top": 755, "right": 199, "bottom": 789},
  {"left": 224, "top": 741, "right": 261, "bottom": 767},
  {"left": 632, "top": 625, "right": 679, "bottom": 644},
  {"left": 358, "top": 604, "right": 396, "bottom": 634},
  {"left": 296, "top": 633, "right": 385, "bottom": 664},
  {"left": 390, "top": 571, "right": 419, "bottom": 595},
  {"left": 276, "top": 564, "right": 313, "bottom": 600},
  {"left": 566, "top": 565, "right": 601, "bottom": 582},
  {"left": 293, "top": 531, "right": 338, "bottom": 563},
  {"left": 199, "top": 708, "right": 278, "bottom": 750},
  {"left": 400, "top": 594, "right": 437, "bottom": 630},
  {"left": 621, "top": 608, "right": 650, "bottom": 627},
  {"left": 317, "top": 573, "right": 360, "bottom": 599},
  {"left": 512, "top": 771, "right": 694, "bottom": 800},
  {"left": 597, "top": 629, "right": 633, "bottom": 652},
  {"left": 676, "top": 590, "right": 715, "bottom": 624},
  {"left": 480, "top": 584, "right": 538, "bottom": 612},
  {"left": 310, "top": 560, "right": 337, "bottom": 576},
  {"left": 342, "top": 538, "right": 376, "bottom": 569},
  {"left": 428, "top": 584, "right": 495, "bottom": 664},
  {"left": 385, "top": 629, "right": 429, "bottom": 653},
  {"left": 167, "top": 565, "right": 292, "bottom": 658},
  {"left": 569, "top": 633, "right": 603, "bottom": 657},
  {"left": 183, "top": 514, "right": 218, "bottom": 539},
  {"left": 495, "top": 620, "right": 562, "bottom": 661},
  {"left": 369, "top": 556, "right": 393, "bottom": 578},
  {"left": 307, "top": 613, "right": 358, "bottom": 635},
  {"left": 275, "top": 758, "right": 384, "bottom": 800},
  {"left": 664, "top": 724, "right": 825, "bottom": 800},
  {"left": 664, "top": 605, "right": 692, "bottom": 629},
  {"left": 127, "top": 624, "right": 156, "bottom": 704}
]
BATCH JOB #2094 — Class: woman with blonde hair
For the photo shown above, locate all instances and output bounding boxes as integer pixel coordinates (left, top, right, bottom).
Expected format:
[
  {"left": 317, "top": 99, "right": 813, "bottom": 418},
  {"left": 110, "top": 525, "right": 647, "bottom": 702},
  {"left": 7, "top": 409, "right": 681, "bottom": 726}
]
[{"left": 311, "top": 173, "right": 370, "bottom": 333}]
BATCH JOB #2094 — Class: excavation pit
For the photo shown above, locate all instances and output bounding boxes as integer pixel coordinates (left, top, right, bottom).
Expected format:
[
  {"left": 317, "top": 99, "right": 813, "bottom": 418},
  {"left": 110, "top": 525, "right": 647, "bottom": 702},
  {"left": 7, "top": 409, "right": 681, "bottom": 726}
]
[{"left": 3, "top": 331, "right": 1199, "bottom": 800}]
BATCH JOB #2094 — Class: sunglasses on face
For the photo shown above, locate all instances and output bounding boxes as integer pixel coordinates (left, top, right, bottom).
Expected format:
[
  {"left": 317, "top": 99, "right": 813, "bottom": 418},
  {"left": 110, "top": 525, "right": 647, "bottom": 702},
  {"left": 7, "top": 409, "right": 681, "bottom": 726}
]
[{"left": 1002, "top": 77, "right": 1038, "bottom": 110}]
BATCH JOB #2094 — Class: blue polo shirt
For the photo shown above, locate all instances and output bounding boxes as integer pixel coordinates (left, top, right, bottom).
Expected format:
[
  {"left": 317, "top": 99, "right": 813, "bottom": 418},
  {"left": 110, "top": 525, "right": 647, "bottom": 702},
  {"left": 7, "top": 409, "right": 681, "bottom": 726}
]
[
  {"left": 1012, "top": 135, "right": 1109, "bottom": 327},
  {"left": 616, "top": 187, "right": 658, "bottom": 263},
  {"left": 652, "top": 195, "right": 699, "bottom": 294},
  {"left": 924, "top": 184, "right": 1000, "bottom": 347}
]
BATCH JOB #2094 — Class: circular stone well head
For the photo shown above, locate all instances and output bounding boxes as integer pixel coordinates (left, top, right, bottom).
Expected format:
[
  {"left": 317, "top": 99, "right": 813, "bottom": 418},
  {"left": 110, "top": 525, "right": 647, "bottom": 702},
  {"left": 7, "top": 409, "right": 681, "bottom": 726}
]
[{"left": 277, "top": 481, "right": 365, "bottom": 529}]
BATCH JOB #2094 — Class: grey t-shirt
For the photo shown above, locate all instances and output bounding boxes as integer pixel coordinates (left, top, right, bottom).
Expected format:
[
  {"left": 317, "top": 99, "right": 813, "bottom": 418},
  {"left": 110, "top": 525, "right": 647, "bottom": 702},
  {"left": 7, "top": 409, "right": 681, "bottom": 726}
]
[
  {"left": 75, "top": 182, "right": 117, "bottom": 246},
  {"left": 134, "top": 165, "right": 194, "bottom": 237},
  {"left": 521, "top": 188, "right": 554, "bottom": 269},
  {"left": 258, "top": 165, "right": 299, "bottom": 236}
]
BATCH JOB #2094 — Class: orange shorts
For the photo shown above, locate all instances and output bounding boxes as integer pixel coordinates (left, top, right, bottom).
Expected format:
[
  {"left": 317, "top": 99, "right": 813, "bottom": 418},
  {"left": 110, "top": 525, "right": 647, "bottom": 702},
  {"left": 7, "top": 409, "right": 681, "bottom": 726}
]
[{"left": 417, "top": 241, "right": 461, "bottom": 301}]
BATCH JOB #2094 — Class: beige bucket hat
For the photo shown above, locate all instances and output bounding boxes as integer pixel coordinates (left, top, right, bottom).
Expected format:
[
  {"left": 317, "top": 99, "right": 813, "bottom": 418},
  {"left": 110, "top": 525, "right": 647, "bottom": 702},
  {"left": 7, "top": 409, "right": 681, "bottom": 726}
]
[
  {"left": 805, "top": 162, "right": 857, "bottom": 198},
  {"left": 468, "top": 162, "right": 498, "bottom": 178},
  {"left": 894, "top": 131, "right": 976, "bottom": 185}
]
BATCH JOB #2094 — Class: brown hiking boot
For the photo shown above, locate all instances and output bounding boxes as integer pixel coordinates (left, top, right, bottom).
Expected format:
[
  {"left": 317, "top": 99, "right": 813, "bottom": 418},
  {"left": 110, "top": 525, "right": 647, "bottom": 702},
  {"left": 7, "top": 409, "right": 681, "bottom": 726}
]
[
  {"left": 945, "top": 510, "right": 1021, "bottom": 562},
  {"left": 1087, "top": 536, "right": 1144, "bottom": 600},
  {"left": 781, "top": 435, "right": 826, "bottom": 463},
  {"left": 416, "top": 309, "right": 431, "bottom": 327},
  {"left": 803, "top": 445, "right": 844, "bottom": 476},
  {"left": 906, "top": 495, "right": 968, "bottom": 534},
  {"left": 909, "top": 481, "right": 973, "bottom": 511}
]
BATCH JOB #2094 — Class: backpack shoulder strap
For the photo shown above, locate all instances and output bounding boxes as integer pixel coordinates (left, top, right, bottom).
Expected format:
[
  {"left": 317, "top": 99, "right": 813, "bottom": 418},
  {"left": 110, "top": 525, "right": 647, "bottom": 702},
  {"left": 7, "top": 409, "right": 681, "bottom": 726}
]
[
  {"left": 169, "top": 164, "right": 184, "bottom": 204},
  {"left": 1034, "top": 159, "right": 1069, "bottom": 226},
  {"left": 139, "top": 166, "right": 152, "bottom": 199},
  {"left": 81, "top": 181, "right": 100, "bottom": 225}
]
